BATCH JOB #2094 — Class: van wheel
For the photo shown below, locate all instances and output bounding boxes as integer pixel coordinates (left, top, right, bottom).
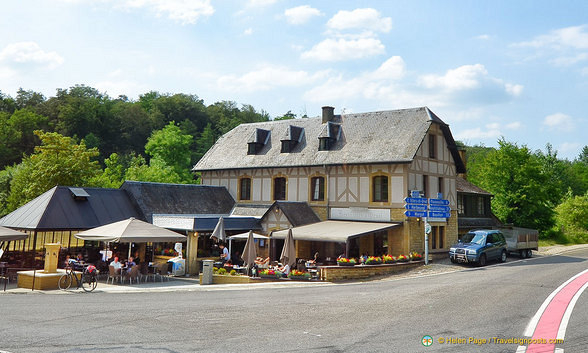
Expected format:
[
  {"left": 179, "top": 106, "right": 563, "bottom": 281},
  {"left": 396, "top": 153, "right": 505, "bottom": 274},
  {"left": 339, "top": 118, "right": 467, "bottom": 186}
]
[
  {"left": 500, "top": 250, "right": 507, "bottom": 263},
  {"left": 527, "top": 249, "right": 533, "bottom": 258},
  {"left": 520, "top": 250, "right": 527, "bottom": 258},
  {"left": 478, "top": 254, "right": 487, "bottom": 267}
]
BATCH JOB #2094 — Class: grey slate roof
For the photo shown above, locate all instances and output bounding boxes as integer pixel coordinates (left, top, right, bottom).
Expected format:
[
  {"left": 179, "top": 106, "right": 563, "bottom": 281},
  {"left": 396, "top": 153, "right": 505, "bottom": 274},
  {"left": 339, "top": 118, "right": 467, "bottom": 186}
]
[
  {"left": 456, "top": 177, "right": 492, "bottom": 196},
  {"left": 231, "top": 204, "right": 271, "bottom": 218},
  {"left": 194, "top": 107, "right": 465, "bottom": 173},
  {"left": 264, "top": 201, "right": 321, "bottom": 227},
  {"left": 0, "top": 186, "right": 141, "bottom": 230},
  {"left": 121, "top": 181, "right": 235, "bottom": 223}
]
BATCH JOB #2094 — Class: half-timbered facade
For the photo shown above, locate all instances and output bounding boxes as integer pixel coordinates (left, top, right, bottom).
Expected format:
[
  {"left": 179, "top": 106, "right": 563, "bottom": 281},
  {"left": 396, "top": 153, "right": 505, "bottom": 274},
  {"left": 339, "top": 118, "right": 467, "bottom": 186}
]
[{"left": 194, "top": 107, "right": 465, "bottom": 258}]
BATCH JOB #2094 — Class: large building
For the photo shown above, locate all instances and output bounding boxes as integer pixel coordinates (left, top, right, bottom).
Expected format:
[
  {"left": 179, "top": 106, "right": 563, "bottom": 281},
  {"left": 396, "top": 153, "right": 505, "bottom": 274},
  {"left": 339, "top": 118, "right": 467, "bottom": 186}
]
[{"left": 193, "top": 106, "right": 466, "bottom": 260}]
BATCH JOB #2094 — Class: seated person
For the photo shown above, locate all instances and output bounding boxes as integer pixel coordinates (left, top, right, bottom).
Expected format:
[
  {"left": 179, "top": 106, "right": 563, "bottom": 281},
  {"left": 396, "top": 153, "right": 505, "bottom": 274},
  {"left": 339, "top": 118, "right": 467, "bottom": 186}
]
[
  {"left": 125, "top": 256, "right": 136, "bottom": 273},
  {"left": 109, "top": 257, "right": 122, "bottom": 272},
  {"left": 133, "top": 251, "right": 141, "bottom": 264},
  {"left": 254, "top": 257, "right": 270, "bottom": 268},
  {"left": 278, "top": 263, "right": 291, "bottom": 277}
]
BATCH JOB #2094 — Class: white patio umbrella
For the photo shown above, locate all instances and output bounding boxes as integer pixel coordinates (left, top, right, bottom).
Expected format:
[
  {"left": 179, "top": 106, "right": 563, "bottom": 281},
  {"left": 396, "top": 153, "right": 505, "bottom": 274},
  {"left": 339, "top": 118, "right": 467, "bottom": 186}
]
[
  {"left": 280, "top": 228, "right": 296, "bottom": 268},
  {"left": 210, "top": 217, "right": 226, "bottom": 242},
  {"left": 75, "top": 217, "right": 186, "bottom": 259},
  {"left": 0, "top": 226, "right": 28, "bottom": 242}
]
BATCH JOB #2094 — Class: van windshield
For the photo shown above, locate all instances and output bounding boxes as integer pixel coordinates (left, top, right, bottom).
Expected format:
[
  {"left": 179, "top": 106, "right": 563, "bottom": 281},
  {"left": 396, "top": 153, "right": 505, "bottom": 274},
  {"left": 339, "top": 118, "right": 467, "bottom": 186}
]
[{"left": 462, "top": 233, "right": 486, "bottom": 245}]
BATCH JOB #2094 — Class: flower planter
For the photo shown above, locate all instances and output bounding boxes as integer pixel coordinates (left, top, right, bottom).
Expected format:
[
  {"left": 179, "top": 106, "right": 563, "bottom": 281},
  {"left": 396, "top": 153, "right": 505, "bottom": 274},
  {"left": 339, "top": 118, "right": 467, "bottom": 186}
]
[
  {"left": 337, "top": 262, "right": 355, "bottom": 267},
  {"left": 288, "top": 274, "right": 310, "bottom": 280}
]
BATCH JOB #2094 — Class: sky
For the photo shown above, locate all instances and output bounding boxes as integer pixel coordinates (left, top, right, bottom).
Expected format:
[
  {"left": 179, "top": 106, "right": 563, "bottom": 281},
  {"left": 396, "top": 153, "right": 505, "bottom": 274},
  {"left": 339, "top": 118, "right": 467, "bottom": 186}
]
[{"left": 0, "top": 1, "right": 587, "bottom": 160}]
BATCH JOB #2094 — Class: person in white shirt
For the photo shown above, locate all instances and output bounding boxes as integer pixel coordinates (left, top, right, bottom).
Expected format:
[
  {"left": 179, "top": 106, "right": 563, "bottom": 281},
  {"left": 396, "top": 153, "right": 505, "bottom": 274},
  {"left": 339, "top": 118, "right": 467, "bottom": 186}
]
[
  {"left": 279, "top": 263, "right": 290, "bottom": 277},
  {"left": 109, "top": 257, "right": 122, "bottom": 271}
]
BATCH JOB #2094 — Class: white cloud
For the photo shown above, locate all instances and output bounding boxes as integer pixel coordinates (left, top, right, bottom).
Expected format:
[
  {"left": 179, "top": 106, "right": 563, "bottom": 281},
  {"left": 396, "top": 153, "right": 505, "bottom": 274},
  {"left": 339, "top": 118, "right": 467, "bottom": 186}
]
[
  {"left": 243, "top": 28, "right": 253, "bottom": 35},
  {"left": 475, "top": 34, "right": 491, "bottom": 40},
  {"left": 582, "top": 67, "right": 588, "bottom": 76},
  {"left": 455, "top": 125, "right": 502, "bottom": 140},
  {"left": 120, "top": 0, "right": 214, "bottom": 24},
  {"left": 543, "top": 113, "right": 574, "bottom": 131},
  {"left": 327, "top": 8, "right": 392, "bottom": 33},
  {"left": 247, "top": 0, "right": 278, "bottom": 7},
  {"left": 420, "top": 64, "right": 487, "bottom": 90},
  {"left": 284, "top": 5, "right": 321, "bottom": 25},
  {"left": 559, "top": 142, "right": 582, "bottom": 156},
  {"left": 550, "top": 53, "right": 588, "bottom": 66},
  {"left": 515, "top": 25, "right": 588, "bottom": 50},
  {"left": 505, "top": 122, "right": 523, "bottom": 130},
  {"left": 301, "top": 37, "right": 385, "bottom": 61},
  {"left": 217, "top": 66, "right": 328, "bottom": 92},
  {"left": 0, "top": 42, "right": 64, "bottom": 69}
]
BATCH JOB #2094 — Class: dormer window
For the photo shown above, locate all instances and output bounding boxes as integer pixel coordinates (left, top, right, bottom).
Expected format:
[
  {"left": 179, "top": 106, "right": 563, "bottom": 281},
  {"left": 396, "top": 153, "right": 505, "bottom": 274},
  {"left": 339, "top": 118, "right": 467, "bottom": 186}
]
[
  {"left": 317, "top": 121, "right": 341, "bottom": 151},
  {"left": 247, "top": 128, "right": 270, "bottom": 155},
  {"left": 69, "top": 187, "right": 89, "bottom": 201},
  {"left": 280, "top": 125, "right": 304, "bottom": 153}
]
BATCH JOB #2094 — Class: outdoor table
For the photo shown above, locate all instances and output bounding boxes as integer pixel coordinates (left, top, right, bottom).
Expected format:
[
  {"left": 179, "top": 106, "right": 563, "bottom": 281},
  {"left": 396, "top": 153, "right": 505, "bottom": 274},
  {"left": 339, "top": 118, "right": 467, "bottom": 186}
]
[{"left": 232, "top": 266, "right": 248, "bottom": 275}]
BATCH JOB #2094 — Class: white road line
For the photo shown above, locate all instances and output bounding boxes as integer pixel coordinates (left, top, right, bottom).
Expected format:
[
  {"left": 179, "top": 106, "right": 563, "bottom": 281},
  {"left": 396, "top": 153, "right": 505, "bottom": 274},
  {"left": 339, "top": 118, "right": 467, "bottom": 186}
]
[
  {"left": 516, "top": 345, "right": 526, "bottom": 353},
  {"left": 524, "top": 269, "right": 588, "bottom": 337},
  {"left": 557, "top": 280, "right": 588, "bottom": 340},
  {"left": 555, "top": 348, "right": 564, "bottom": 353}
]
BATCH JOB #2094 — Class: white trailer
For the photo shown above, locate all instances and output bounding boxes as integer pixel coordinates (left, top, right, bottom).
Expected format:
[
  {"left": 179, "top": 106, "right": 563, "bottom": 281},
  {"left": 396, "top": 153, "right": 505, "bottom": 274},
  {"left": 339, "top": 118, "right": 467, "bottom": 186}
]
[{"left": 502, "top": 226, "right": 538, "bottom": 258}]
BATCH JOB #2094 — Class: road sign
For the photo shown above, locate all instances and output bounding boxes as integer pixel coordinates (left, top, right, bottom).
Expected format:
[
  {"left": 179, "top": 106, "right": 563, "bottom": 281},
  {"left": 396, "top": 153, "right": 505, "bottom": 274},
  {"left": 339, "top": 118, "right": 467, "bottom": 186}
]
[
  {"left": 428, "top": 211, "right": 451, "bottom": 218},
  {"left": 425, "top": 223, "right": 432, "bottom": 234},
  {"left": 411, "top": 190, "right": 421, "bottom": 198},
  {"left": 428, "top": 205, "right": 450, "bottom": 212},
  {"left": 404, "top": 210, "right": 427, "bottom": 218},
  {"left": 404, "top": 197, "right": 428, "bottom": 204},
  {"left": 429, "top": 198, "right": 449, "bottom": 206},
  {"left": 404, "top": 204, "right": 428, "bottom": 211}
]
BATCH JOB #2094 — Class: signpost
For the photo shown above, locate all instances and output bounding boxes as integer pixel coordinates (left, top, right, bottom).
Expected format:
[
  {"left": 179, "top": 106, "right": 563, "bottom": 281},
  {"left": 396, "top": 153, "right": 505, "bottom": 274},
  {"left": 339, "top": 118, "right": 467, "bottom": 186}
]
[{"left": 404, "top": 191, "right": 452, "bottom": 265}]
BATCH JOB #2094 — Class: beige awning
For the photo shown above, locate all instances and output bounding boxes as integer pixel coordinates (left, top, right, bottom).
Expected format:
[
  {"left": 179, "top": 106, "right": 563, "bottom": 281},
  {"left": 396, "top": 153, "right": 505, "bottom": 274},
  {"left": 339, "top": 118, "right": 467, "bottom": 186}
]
[{"left": 271, "top": 220, "right": 400, "bottom": 243}]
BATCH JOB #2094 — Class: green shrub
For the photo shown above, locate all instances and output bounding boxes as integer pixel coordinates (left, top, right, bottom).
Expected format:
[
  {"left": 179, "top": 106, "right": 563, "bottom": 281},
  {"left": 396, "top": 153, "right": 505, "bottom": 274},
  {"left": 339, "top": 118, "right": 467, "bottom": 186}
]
[
  {"left": 218, "top": 268, "right": 227, "bottom": 275},
  {"left": 230, "top": 269, "right": 237, "bottom": 276}
]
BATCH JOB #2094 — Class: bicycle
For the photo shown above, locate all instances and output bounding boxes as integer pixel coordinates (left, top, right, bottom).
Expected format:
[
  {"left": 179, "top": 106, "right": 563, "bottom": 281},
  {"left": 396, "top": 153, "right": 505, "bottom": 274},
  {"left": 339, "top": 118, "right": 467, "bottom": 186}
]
[{"left": 58, "top": 264, "right": 98, "bottom": 292}]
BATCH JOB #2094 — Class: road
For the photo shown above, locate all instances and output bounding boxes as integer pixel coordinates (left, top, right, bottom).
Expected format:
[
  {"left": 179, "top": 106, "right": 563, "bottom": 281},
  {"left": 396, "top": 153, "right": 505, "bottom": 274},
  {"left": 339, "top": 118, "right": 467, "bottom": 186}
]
[{"left": 1, "top": 248, "right": 587, "bottom": 353}]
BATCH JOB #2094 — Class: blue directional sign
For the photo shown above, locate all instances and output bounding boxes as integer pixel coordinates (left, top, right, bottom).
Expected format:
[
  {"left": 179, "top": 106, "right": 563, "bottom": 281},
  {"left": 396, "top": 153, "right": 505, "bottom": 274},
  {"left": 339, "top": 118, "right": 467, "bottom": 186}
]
[
  {"left": 428, "top": 211, "right": 451, "bottom": 218},
  {"left": 404, "top": 197, "right": 428, "bottom": 204},
  {"left": 404, "top": 204, "right": 428, "bottom": 211},
  {"left": 411, "top": 190, "right": 421, "bottom": 198},
  {"left": 405, "top": 210, "right": 427, "bottom": 218},
  {"left": 429, "top": 198, "right": 450, "bottom": 206},
  {"left": 428, "top": 205, "right": 451, "bottom": 212}
]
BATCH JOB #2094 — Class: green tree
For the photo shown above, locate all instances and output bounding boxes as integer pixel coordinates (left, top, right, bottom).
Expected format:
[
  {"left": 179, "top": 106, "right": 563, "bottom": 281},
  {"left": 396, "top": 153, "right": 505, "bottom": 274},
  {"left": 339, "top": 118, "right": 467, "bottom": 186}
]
[
  {"left": 468, "top": 138, "right": 556, "bottom": 233},
  {"left": 145, "top": 121, "right": 194, "bottom": 181},
  {"left": 274, "top": 110, "right": 296, "bottom": 120},
  {"left": 554, "top": 191, "right": 588, "bottom": 242},
  {"left": 124, "top": 154, "right": 185, "bottom": 184},
  {"left": 6, "top": 131, "right": 101, "bottom": 211},
  {"left": 15, "top": 88, "right": 45, "bottom": 110},
  {"left": 194, "top": 123, "right": 217, "bottom": 162}
]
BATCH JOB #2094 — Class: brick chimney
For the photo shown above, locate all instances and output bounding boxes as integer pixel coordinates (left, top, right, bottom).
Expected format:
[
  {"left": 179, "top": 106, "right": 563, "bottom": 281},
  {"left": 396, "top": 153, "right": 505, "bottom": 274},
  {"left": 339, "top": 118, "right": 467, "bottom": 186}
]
[{"left": 322, "top": 106, "right": 334, "bottom": 124}]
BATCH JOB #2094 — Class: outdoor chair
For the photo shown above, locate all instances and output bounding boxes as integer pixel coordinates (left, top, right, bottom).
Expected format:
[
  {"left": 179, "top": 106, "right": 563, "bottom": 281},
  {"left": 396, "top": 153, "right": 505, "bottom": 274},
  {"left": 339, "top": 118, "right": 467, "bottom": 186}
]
[
  {"left": 106, "top": 265, "right": 122, "bottom": 284},
  {"left": 155, "top": 262, "right": 170, "bottom": 282},
  {"left": 123, "top": 265, "right": 140, "bottom": 284},
  {"left": 139, "top": 262, "right": 152, "bottom": 282}
]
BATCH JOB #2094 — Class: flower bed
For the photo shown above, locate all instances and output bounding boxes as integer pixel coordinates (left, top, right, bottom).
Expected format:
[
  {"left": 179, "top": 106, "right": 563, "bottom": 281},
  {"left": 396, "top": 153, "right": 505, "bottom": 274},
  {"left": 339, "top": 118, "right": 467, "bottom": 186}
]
[
  {"left": 337, "top": 257, "right": 356, "bottom": 266},
  {"left": 259, "top": 269, "right": 282, "bottom": 279},
  {"left": 396, "top": 254, "right": 409, "bottom": 262},
  {"left": 288, "top": 270, "right": 311, "bottom": 280},
  {"left": 365, "top": 256, "right": 382, "bottom": 265},
  {"left": 410, "top": 252, "right": 423, "bottom": 261},
  {"left": 382, "top": 255, "right": 396, "bottom": 264}
]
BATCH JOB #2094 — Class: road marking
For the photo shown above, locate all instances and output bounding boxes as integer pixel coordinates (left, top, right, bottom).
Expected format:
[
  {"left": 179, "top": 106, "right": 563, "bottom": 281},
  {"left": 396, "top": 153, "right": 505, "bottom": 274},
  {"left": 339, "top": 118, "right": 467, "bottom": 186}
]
[{"left": 522, "top": 269, "right": 588, "bottom": 353}]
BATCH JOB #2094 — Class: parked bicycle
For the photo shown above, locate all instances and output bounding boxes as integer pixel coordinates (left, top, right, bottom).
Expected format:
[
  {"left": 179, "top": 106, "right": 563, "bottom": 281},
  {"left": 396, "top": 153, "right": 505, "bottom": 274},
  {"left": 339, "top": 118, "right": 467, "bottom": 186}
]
[{"left": 58, "top": 264, "right": 98, "bottom": 292}]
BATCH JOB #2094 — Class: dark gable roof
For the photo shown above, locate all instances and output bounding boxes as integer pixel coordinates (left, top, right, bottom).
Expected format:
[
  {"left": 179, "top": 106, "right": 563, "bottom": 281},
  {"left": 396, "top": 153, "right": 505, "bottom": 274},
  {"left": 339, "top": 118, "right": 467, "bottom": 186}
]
[
  {"left": 121, "top": 181, "right": 235, "bottom": 223},
  {"left": 456, "top": 177, "right": 492, "bottom": 196},
  {"left": 0, "top": 186, "right": 141, "bottom": 230},
  {"left": 264, "top": 201, "right": 321, "bottom": 227},
  {"left": 194, "top": 107, "right": 465, "bottom": 173}
]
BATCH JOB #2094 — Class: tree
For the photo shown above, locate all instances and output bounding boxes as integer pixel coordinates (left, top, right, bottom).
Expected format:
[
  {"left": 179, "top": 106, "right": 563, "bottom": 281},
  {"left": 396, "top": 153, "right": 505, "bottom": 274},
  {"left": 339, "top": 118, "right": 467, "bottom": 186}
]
[
  {"left": 145, "top": 122, "right": 194, "bottom": 182},
  {"left": 274, "top": 110, "right": 296, "bottom": 120},
  {"left": 555, "top": 191, "right": 588, "bottom": 242},
  {"left": 15, "top": 88, "right": 45, "bottom": 110},
  {"left": 6, "top": 131, "right": 101, "bottom": 211},
  {"left": 124, "top": 154, "right": 185, "bottom": 184},
  {"left": 194, "top": 123, "right": 217, "bottom": 162},
  {"left": 468, "top": 138, "right": 556, "bottom": 233}
]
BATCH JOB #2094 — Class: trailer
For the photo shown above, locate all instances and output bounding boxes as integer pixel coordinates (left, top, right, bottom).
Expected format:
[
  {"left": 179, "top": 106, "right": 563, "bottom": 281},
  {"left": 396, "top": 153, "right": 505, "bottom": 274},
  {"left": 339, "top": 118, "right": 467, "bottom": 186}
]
[{"left": 502, "top": 226, "right": 538, "bottom": 258}]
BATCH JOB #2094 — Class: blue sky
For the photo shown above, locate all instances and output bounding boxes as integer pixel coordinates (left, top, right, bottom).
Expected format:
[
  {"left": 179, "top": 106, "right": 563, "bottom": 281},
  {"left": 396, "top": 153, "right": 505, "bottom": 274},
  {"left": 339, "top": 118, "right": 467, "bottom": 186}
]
[{"left": 1, "top": 1, "right": 587, "bottom": 160}]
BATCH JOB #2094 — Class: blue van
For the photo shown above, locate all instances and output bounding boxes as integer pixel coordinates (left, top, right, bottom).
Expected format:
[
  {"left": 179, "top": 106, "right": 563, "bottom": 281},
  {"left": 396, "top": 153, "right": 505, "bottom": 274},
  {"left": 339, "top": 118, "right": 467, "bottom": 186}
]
[{"left": 449, "top": 229, "right": 507, "bottom": 266}]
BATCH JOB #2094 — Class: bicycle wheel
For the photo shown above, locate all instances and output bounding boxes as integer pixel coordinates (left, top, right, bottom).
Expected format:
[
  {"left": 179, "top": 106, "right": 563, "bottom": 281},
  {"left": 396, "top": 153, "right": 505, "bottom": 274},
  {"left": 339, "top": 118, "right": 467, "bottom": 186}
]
[
  {"left": 81, "top": 274, "right": 97, "bottom": 292},
  {"left": 58, "top": 274, "right": 72, "bottom": 290}
]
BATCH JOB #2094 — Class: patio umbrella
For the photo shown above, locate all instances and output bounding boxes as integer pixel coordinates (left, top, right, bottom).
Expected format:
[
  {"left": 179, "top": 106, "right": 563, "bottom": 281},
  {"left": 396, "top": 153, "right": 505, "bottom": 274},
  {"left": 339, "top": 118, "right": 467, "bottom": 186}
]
[
  {"left": 75, "top": 218, "right": 186, "bottom": 258},
  {"left": 280, "top": 228, "right": 296, "bottom": 267},
  {"left": 210, "top": 217, "right": 226, "bottom": 242},
  {"left": 241, "top": 230, "right": 257, "bottom": 268},
  {"left": 0, "top": 226, "right": 28, "bottom": 242}
]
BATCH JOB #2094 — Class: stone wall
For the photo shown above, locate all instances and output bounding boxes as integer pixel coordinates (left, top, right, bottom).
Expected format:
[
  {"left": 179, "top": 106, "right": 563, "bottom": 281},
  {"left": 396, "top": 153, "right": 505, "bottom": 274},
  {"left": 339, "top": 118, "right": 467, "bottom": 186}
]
[{"left": 320, "top": 261, "right": 423, "bottom": 281}]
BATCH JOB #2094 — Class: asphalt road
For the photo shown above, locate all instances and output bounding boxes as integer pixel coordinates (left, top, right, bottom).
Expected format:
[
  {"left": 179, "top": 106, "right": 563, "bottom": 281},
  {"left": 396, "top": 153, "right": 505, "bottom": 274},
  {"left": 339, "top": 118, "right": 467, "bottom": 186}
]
[{"left": 1, "top": 248, "right": 587, "bottom": 353}]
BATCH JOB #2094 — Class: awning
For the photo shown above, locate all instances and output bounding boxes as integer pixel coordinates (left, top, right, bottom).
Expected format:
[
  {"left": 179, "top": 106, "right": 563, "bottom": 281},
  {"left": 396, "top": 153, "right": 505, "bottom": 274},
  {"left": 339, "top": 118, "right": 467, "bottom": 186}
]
[
  {"left": 228, "top": 232, "right": 269, "bottom": 240},
  {"left": 271, "top": 220, "right": 400, "bottom": 243}
]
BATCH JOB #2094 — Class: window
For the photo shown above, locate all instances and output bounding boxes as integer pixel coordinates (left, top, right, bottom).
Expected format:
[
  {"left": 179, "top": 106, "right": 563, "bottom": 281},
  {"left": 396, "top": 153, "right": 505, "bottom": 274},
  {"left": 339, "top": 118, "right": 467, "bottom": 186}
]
[
  {"left": 372, "top": 175, "right": 389, "bottom": 202},
  {"left": 431, "top": 226, "right": 446, "bottom": 250},
  {"left": 422, "top": 175, "right": 428, "bottom": 198},
  {"left": 477, "top": 198, "right": 485, "bottom": 216},
  {"left": 239, "top": 177, "right": 251, "bottom": 201},
  {"left": 457, "top": 195, "right": 465, "bottom": 215},
  {"left": 310, "top": 176, "right": 325, "bottom": 201},
  {"left": 429, "top": 134, "right": 436, "bottom": 159},
  {"left": 273, "top": 177, "right": 286, "bottom": 200},
  {"left": 438, "top": 177, "right": 443, "bottom": 197},
  {"left": 318, "top": 138, "right": 330, "bottom": 151}
]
